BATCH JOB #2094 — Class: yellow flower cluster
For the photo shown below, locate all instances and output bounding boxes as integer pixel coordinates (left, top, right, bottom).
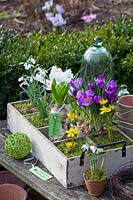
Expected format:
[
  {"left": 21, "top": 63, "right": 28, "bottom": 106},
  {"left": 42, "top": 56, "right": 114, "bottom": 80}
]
[
  {"left": 99, "top": 99, "right": 116, "bottom": 115},
  {"left": 66, "top": 128, "right": 80, "bottom": 138},
  {"left": 66, "top": 141, "right": 76, "bottom": 148},
  {"left": 67, "top": 112, "right": 78, "bottom": 120}
]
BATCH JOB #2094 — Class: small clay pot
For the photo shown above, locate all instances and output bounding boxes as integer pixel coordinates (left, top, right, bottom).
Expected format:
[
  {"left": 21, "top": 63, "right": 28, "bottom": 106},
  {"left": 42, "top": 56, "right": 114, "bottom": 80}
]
[
  {"left": 27, "top": 188, "right": 48, "bottom": 200},
  {"left": 0, "top": 183, "right": 27, "bottom": 200},
  {"left": 0, "top": 170, "right": 26, "bottom": 188},
  {"left": 83, "top": 174, "right": 107, "bottom": 197}
]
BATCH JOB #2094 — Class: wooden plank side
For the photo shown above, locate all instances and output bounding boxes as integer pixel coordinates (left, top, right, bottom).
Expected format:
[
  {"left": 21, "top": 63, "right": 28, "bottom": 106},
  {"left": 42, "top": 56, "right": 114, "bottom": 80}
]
[{"left": 7, "top": 103, "right": 68, "bottom": 188}]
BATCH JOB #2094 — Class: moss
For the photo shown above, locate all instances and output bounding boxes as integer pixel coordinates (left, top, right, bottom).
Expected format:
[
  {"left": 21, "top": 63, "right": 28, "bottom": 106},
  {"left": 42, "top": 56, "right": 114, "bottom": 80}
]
[
  {"left": 89, "top": 131, "right": 132, "bottom": 150},
  {"left": 57, "top": 137, "right": 88, "bottom": 158},
  {"left": 26, "top": 113, "right": 48, "bottom": 128}
]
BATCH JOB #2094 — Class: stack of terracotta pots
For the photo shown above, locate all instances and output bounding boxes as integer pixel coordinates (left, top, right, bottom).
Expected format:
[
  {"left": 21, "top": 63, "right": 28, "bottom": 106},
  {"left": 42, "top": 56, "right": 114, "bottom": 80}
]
[{"left": 117, "top": 95, "right": 133, "bottom": 139}]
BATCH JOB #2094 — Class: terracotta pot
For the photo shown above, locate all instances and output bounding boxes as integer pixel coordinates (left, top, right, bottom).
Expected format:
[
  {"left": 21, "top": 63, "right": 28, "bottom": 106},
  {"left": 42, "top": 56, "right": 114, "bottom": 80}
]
[
  {"left": 83, "top": 174, "right": 107, "bottom": 197},
  {"left": 0, "top": 183, "right": 27, "bottom": 200},
  {"left": 27, "top": 188, "right": 48, "bottom": 200},
  {"left": 116, "top": 112, "right": 133, "bottom": 139},
  {"left": 118, "top": 95, "right": 133, "bottom": 120},
  {"left": 0, "top": 170, "right": 26, "bottom": 188}
]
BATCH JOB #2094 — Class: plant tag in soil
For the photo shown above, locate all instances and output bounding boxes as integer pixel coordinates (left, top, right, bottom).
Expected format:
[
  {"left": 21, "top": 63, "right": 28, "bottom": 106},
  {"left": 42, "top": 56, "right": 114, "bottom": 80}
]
[
  {"left": 29, "top": 166, "right": 53, "bottom": 181},
  {"left": 49, "top": 113, "right": 61, "bottom": 137}
]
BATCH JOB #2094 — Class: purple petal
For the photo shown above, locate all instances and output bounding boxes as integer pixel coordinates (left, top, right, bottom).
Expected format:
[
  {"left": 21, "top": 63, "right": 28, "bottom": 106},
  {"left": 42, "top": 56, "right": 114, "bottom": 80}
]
[
  {"left": 94, "top": 74, "right": 105, "bottom": 89},
  {"left": 85, "top": 89, "right": 95, "bottom": 97},
  {"left": 70, "top": 77, "right": 82, "bottom": 90},
  {"left": 94, "top": 96, "right": 103, "bottom": 105}
]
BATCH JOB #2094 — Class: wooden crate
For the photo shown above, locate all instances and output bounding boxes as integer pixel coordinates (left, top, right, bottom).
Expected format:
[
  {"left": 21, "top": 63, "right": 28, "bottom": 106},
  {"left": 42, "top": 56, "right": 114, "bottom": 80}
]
[{"left": 7, "top": 101, "right": 133, "bottom": 188}]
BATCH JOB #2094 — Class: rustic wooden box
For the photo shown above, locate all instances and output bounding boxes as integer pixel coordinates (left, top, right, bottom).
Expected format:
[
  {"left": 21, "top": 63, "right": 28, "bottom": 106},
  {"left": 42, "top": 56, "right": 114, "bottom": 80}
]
[{"left": 7, "top": 101, "right": 133, "bottom": 188}]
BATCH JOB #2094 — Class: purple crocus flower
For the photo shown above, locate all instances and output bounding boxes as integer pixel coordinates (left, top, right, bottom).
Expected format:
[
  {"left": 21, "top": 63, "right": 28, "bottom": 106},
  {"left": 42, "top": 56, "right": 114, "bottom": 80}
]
[
  {"left": 106, "top": 80, "right": 118, "bottom": 91},
  {"left": 88, "top": 82, "right": 95, "bottom": 90},
  {"left": 81, "top": 13, "right": 97, "bottom": 23},
  {"left": 55, "top": 4, "right": 65, "bottom": 14},
  {"left": 77, "top": 90, "right": 94, "bottom": 107},
  {"left": 70, "top": 77, "right": 82, "bottom": 90},
  {"left": 85, "top": 89, "right": 94, "bottom": 97},
  {"left": 76, "top": 90, "right": 84, "bottom": 100},
  {"left": 105, "top": 89, "right": 117, "bottom": 103},
  {"left": 94, "top": 96, "right": 103, "bottom": 105},
  {"left": 94, "top": 75, "right": 105, "bottom": 89}
]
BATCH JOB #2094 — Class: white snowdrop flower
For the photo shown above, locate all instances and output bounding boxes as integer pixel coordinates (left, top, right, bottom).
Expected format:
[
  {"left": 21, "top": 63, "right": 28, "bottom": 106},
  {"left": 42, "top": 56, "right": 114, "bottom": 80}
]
[
  {"left": 90, "top": 146, "right": 98, "bottom": 153},
  {"left": 24, "top": 62, "right": 31, "bottom": 70},
  {"left": 18, "top": 76, "right": 24, "bottom": 82},
  {"left": 35, "top": 74, "right": 45, "bottom": 84},
  {"left": 30, "top": 76, "right": 34, "bottom": 83},
  {"left": 81, "top": 144, "right": 90, "bottom": 152},
  {"left": 30, "top": 57, "right": 36, "bottom": 65},
  {"left": 20, "top": 80, "right": 29, "bottom": 87}
]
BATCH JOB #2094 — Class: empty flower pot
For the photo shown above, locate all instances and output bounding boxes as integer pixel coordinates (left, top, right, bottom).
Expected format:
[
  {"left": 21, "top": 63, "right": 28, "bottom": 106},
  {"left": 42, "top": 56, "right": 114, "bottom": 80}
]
[
  {"left": 0, "top": 183, "right": 27, "bottom": 200},
  {"left": 0, "top": 170, "right": 26, "bottom": 188}
]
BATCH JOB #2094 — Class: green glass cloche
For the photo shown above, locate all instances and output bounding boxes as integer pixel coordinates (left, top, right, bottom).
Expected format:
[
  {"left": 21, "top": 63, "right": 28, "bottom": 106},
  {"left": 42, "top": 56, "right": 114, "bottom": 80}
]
[{"left": 80, "top": 36, "right": 113, "bottom": 86}]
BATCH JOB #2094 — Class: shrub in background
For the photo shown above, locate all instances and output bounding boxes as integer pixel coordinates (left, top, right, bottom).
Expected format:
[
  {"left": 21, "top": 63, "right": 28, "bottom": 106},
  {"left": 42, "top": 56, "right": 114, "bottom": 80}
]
[{"left": 0, "top": 17, "right": 132, "bottom": 119}]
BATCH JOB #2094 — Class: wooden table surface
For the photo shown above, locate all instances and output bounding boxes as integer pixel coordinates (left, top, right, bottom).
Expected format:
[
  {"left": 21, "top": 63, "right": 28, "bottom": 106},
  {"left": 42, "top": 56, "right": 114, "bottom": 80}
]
[{"left": 0, "top": 121, "right": 113, "bottom": 200}]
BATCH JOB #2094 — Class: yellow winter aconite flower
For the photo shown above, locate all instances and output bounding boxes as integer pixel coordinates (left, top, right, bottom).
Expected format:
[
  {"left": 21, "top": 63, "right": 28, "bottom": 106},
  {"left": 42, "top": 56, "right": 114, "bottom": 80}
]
[
  {"left": 67, "top": 112, "right": 78, "bottom": 120},
  {"left": 100, "top": 106, "right": 111, "bottom": 115},
  {"left": 99, "top": 99, "right": 108, "bottom": 105},
  {"left": 66, "top": 128, "right": 80, "bottom": 138},
  {"left": 109, "top": 104, "right": 116, "bottom": 110},
  {"left": 66, "top": 142, "right": 75, "bottom": 148}
]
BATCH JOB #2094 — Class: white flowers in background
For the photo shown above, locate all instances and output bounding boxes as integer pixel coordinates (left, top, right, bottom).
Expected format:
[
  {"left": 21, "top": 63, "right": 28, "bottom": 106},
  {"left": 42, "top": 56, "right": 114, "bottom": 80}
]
[
  {"left": 42, "top": 0, "right": 66, "bottom": 28},
  {"left": 20, "top": 56, "right": 36, "bottom": 70},
  {"left": 34, "top": 67, "right": 47, "bottom": 84},
  {"left": 47, "top": 66, "right": 73, "bottom": 90}
]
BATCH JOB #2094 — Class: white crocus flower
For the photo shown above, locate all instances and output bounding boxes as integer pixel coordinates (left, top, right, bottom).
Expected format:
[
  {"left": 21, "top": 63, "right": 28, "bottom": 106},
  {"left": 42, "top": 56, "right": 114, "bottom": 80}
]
[
  {"left": 49, "top": 66, "right": 63, "bottom": 83},
  {"left": 64, "top": 69, "right": 73, "bottom": 83},
  {"left": 90, "top": 146, "right": 98, "bottom": 153}
]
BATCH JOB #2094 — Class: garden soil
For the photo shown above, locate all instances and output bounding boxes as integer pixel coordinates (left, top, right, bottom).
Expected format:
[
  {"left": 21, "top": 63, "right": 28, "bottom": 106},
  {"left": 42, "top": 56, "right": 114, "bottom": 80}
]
[{"left": 0, "top": 0, "right": 132, "bottom": 34}]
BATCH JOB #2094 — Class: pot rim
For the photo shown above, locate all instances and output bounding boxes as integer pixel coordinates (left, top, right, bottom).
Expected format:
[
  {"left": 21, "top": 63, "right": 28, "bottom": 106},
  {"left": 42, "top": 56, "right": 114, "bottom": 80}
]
[
  {"left": 118, "top": 95, "right": 133, "bottom": 108},
  {"left": 116, "top": 112, "right": 133, "bottom": 123}
]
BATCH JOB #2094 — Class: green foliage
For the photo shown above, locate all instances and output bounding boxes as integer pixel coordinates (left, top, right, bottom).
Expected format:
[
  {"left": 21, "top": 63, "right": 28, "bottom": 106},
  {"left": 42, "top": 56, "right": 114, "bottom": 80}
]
[
  {"left": 89, "top": 131, "right": 132, "bottom": 149},
  {"left": 4, "top": 132, "right": 32, "bottom": 159},
  {"left": 84, "top": 168, "right": 107, "bottom": 181},
  {"left": 0, "top": 17, "right": 132, "bottom": 118},
  {"left": 26, "top": 113, "right": 48, "bottom": 128}
]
